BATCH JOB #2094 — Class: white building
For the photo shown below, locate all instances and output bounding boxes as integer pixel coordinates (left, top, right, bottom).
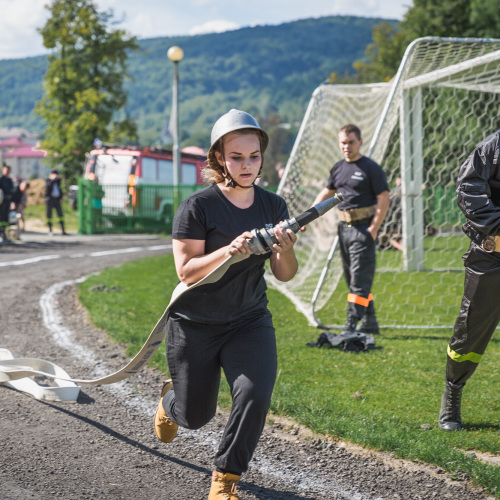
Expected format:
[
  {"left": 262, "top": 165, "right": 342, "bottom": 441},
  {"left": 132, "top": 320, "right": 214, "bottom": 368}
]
[{"left": 1, "top": 138, "right": 51, "bottom": 180}]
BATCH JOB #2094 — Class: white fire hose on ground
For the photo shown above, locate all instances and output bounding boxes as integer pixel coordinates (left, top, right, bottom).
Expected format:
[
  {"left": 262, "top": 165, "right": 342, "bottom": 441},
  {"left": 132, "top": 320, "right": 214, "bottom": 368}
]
[{"left": 0, "top": 194, "right": 343, "bottom": 402}]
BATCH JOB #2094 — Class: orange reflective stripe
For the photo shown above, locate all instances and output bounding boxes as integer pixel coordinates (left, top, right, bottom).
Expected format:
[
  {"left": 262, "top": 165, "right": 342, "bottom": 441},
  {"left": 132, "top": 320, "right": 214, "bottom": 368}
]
[
  {"left": 368, "top": 293, "right": 373, "bottom": 301},
  {"left": 347, "top": 294, "right": 370, "bottom": 307}
]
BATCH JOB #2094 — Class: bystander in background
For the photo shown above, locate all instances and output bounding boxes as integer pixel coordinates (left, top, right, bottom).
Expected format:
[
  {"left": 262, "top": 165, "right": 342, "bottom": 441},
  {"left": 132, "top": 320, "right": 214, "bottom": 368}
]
[
  {"left": 311, "top": 124, "right": 390, "bottom": 336},
  {"left": 45, "top": 169, "right": 67, "bottom": 235},
  {"left": 0, "top": 164, "right": 15, "bottom": 243},
  {"left": 12, "top": 180, "right": 30, "bottom": 232}
]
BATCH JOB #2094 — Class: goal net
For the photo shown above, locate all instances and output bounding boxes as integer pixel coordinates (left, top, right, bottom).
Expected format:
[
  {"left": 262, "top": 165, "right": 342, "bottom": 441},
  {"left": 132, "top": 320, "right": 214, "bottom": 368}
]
[{"left": 271, "top": 37, "right": 500, "bottom": 329}]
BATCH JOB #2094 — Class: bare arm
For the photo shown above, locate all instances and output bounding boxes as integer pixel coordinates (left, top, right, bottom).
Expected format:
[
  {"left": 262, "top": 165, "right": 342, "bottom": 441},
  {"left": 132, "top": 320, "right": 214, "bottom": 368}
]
[
  {"left": 312, "top": 187, "right": 336, "bottom": 207},
  {"left": 269, "top": 224, "right": 298, "bottom": 282},
  {"left": 298, "top": 187, "right": 337, "bottom": 233},
  {"left": 368, "top": 190, "right": 390, "bottom": 240}
]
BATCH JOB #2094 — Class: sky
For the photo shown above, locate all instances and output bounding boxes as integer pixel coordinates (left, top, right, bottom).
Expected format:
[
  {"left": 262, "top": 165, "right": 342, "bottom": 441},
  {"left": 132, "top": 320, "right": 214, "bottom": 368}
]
[{"left": 0, "top": 0, "right": 412, "bottom": 60}]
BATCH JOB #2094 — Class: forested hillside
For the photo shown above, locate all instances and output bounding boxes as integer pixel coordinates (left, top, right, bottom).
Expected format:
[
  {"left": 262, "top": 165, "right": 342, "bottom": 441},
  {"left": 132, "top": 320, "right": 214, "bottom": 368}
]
[{"left": 0, "top": 15, "right": 396, "bottom": 157}]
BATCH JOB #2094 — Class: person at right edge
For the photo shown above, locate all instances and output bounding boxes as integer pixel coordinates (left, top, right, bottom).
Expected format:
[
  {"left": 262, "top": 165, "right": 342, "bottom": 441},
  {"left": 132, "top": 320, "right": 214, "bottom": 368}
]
[
  {"left": 439, "top": 130, "right": 500, "bottom": 431},
  {"left": 311, "top": 124, "right": 390, "bottom": 336}
]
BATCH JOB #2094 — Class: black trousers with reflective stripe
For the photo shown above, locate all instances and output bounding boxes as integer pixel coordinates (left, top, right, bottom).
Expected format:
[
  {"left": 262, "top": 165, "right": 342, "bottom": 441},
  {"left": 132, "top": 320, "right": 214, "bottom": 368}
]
[
  {"left": 46, "top": 197, "right": 64, "bottom": 224},
  {"left": 338, "top": 220, "right": 376, "bottom": 318},
  {"left": 0, "top": 199, "right": 10, "bottom": 234},
  {"left": 447, "top": 242, "right": 500, "bottom": 385},
  {"left": 163, "top": 310, "right": 277, "bottom": 475}
]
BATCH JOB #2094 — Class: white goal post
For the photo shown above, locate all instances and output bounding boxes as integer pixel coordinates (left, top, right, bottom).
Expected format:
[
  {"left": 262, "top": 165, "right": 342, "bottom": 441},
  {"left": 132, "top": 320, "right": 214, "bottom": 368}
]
[{"left": 271, "top": 37, "right": 500, "bottom": 330}]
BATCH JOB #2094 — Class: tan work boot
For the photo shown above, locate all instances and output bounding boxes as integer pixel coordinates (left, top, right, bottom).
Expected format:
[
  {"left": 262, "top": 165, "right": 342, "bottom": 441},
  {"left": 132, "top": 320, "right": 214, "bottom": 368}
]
[
  {"left": 208, "top": 471, "right": 240, "bottom": 499},
  {"left": 153, "top": 379, "right": 178, "bottom": 442}
]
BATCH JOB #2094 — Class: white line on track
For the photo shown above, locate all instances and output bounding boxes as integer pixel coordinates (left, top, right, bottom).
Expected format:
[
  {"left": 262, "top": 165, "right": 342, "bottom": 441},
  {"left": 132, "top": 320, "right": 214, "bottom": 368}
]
[
  {"left": 0, "top": 255, "right": 60, "bottom": 267},
  {"left": 90, "top": 247, "right": 144, "bottom": 256},
  {"left": 0, "top": 244, "right": 172, "bottom": 268}
]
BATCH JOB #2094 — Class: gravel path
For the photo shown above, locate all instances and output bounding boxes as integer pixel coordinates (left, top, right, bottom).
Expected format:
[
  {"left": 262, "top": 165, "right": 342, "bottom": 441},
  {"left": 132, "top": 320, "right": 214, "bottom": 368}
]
[{"left": 0, "top": 231, "right": 495, "bottom": 499}]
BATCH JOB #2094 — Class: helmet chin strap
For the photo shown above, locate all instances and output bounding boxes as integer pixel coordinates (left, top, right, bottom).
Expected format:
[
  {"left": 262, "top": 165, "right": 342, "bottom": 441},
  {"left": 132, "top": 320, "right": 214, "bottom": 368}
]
[{"left": 222, "top": 164, "right": 262, "bottom": 189}]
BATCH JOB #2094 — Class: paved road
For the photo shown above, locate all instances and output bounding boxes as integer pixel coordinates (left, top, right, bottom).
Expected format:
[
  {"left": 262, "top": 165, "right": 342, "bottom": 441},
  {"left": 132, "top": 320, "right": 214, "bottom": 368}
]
[{"left": 0, "top": 232, "right": 491, "bottom": 500}]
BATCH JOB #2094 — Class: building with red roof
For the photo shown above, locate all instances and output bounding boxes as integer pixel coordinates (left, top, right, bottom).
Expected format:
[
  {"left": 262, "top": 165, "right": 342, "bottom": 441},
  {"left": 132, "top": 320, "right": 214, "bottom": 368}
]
[
  {"left": 0, "top": 137, "right": 32, "bottom": 151},
  {"left": 3, "top": 145, "right": 50, "bottom": 180}
]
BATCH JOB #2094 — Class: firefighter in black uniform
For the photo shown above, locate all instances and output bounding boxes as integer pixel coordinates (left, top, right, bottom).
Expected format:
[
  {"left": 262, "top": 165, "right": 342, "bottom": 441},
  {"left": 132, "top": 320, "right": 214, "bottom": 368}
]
[
  {"left": 45, "top": 169, "right": 67, "bottom": 235},
  {"left": 312, "top": 124, "right": 390, "bottom": 335},
  {"left": 439, "top": 130, "right": 500, "bottom": 430},
  {"left": 0, "top": 164, "right": 14, "bottom": 243}
]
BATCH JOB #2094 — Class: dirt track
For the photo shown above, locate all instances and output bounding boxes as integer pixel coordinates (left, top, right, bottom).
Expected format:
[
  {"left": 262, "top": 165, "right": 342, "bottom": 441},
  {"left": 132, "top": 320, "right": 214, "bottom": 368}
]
[{"left": 0, "top": 231, "right": 495, "bottom": 499}]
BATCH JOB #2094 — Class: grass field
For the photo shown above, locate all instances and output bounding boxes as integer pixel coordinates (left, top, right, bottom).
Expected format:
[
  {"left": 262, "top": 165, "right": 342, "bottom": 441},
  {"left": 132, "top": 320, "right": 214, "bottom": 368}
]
[
  {"left": 78, "top": 253, "right": 500, "bottom": 496},
  {"left": 23, "top": 200, "right": 79, "bottom": 232}
]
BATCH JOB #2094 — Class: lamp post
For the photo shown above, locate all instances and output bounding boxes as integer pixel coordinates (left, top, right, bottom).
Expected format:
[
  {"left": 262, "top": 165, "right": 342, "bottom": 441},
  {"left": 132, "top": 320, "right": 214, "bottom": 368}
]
[{"left": 167, "top": 45, "right": 184, "bottom": 212}]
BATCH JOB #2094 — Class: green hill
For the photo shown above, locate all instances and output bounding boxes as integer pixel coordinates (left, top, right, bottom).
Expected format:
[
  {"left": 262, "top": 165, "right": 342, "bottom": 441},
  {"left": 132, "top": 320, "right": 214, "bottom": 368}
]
[{"left": 0, "top": 15, "right": 396, "bottom": 154}]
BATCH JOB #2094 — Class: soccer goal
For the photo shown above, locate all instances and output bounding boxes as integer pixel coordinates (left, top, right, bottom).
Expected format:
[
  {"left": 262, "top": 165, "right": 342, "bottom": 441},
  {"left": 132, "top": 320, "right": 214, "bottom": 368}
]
[{"left": 271, "top": 37, "right": 500, "bottom": 330}]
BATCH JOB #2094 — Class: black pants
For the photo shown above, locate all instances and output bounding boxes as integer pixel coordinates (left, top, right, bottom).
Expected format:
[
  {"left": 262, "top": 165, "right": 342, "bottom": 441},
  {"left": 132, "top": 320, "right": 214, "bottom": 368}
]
[
  {"left": 0, "top": 199, "right": 9, "bottom": 235},
  {"left": 446, "top": 242, "right": 499, "bottom": 386},
  {"left": 338, "top": 220, "right": 376, "bottom": 318},
  {"left": 163, "top": 310, "right": 277, "bottom": 475},
  {"left": 46, "top": 197, "right": 64, "bottom": 228}
]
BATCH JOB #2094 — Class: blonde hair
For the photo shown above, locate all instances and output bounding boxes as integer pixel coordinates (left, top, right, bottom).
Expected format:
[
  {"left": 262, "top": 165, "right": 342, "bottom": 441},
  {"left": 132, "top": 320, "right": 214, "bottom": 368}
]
[{"left": 202, "top": 128, "right": 266, "bottom": 184}]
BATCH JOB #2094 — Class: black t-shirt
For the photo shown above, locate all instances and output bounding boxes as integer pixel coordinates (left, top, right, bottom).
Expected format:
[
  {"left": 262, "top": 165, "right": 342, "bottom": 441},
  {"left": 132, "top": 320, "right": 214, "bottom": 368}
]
[
  {"left": 170, "top": 183, "right": 289, "bottom": 324},
  {"left": 326, "top": 156, "right": 388, "bottom": 210}
]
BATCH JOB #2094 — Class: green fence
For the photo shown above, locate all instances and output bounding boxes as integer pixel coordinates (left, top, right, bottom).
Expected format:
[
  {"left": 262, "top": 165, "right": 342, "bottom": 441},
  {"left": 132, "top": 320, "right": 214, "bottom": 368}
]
[{"left": 78, "top": 179, "right": 205, "bottom": 234}]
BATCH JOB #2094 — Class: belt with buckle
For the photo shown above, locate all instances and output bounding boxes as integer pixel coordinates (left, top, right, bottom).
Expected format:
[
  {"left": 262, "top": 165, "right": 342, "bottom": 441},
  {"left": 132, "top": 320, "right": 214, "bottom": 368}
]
[
  {"left": 337, "top": 205, "right": 376, "bottom": 223},
  {"left": 481, "top": 235, "right": 500, "bottom": 253},
  {"left": 340, "top": 217, "right": 373, "bottom": 227}
]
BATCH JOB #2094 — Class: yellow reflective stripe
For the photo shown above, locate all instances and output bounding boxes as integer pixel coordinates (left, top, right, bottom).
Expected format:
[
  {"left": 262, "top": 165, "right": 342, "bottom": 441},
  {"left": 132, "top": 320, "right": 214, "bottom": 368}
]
[{"left": 447, "top": 345, "right": 482, "bottom": 364}]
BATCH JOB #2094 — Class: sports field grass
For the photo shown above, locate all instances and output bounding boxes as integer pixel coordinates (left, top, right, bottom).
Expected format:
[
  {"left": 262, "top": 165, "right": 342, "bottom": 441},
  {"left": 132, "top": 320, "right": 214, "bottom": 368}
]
[{"left": 78, "top": 253, "right": 500, "bottom": 496}]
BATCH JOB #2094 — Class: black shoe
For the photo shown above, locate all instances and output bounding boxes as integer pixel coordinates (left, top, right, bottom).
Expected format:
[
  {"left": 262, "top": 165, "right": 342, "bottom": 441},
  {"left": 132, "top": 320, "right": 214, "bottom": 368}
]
[
  {"left": 356, "top": 314, "right": 380, "bottom": 335},
  {"left": 340, "top": 315, "right": 360, "bottom": 336},
  {"left": 439, "top": 381, "right": 463, "bottom": 430}
]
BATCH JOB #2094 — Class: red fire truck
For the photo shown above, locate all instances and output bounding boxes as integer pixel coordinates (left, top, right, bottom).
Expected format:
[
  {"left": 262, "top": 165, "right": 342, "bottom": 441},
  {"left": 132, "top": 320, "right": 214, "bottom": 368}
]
[{"left": 83, "top": 144, "right": 206, "bottom": 214}]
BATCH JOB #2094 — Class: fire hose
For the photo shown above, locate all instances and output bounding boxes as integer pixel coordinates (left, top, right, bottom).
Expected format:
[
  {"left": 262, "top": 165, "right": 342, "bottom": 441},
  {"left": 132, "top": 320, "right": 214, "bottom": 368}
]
[{"left": 0, "top": 193, "right": 343, "bottom": 401}]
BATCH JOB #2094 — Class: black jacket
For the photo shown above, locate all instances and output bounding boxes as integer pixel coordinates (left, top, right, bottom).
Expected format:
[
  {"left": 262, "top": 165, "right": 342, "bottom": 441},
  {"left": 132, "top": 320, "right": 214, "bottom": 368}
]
[
  {"left": 0, "top": 174, "right": 14, "bottom": 202},
  {"left": 45, "top": 177, "right": 63, "bottom": 200},
  {"left": 456, "top": 130, "right": 500, "bottom": 245}
]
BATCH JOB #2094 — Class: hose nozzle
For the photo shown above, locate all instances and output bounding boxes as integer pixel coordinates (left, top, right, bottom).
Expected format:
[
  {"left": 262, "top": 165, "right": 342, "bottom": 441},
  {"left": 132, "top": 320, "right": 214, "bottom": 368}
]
[{"left": 247, "top": 192, "right": 344, "bottom": 255}]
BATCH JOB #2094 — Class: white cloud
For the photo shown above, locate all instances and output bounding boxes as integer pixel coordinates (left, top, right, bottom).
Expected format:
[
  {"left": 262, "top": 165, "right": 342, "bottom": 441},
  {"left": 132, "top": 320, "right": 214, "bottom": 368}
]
[
  {"left": 0, "top": 0, "right": 411, "bottom": 60},
  {"left": 189, "top": 20, "right": 240, "bottom": 36},
  {"left": 0, "top": 0, "right": 49, "bottom": 59}
]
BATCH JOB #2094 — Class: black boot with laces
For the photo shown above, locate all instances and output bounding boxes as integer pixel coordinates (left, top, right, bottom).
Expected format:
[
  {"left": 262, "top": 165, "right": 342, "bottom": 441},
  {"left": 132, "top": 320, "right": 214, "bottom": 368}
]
[
  {"left": 356, "top": 313, "right": 380, "bottom": 335},
  {"left": 438, "top": 381, "right": 463, "bottom": 431},
  {"left": 340, "top": 315, "right": 360, "bottom": 335}
]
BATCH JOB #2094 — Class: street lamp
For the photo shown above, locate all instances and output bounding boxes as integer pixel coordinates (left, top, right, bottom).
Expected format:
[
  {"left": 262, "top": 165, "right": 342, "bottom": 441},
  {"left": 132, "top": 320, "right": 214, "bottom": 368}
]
[{"left": 167, "top": 45, "right": 184, "bottom": 211}]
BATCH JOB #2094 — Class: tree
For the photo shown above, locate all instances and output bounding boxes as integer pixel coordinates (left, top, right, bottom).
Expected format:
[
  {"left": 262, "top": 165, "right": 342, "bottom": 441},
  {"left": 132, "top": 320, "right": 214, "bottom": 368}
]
[
  {"left": 470, "top": 0, "right": 500, "bottom": 38},
  {"left": 259, "top": 112, "right": 296, "bottom": 185},
  {"left": 343, "top": 0, "right": 500, "bottom": 84},
  {"left": 343, "top": 23, "right": 407, "bottom": 83},
  {"left": 399, "top": 0, "right": 472, "bottom": 42},
  {"left": 35, "top": 0, "right": 139, "bottom": 183}
]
